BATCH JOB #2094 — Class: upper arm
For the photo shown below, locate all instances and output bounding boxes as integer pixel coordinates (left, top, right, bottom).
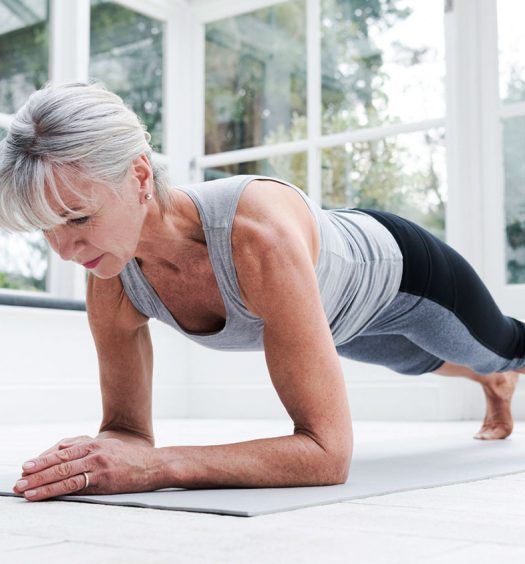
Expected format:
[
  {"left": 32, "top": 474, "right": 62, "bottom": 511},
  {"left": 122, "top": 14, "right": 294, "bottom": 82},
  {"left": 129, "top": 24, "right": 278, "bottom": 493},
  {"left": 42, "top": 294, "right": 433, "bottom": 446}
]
[
  {"left": 86, "top": 272, "right": 155, "bottom": 445},
  {"left": 232, "top": 199, "right": 353, "bottom": 476}
]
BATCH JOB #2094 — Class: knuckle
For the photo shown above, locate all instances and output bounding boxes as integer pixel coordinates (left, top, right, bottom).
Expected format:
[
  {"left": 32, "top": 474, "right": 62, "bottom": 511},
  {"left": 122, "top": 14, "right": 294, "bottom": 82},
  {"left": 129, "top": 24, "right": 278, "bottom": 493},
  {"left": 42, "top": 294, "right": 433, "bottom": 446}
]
[
  {"left": 56, "top": 449, "right": 71, "bottom": 462},
  {"left": 56, "top": 461, "right": 73, "bottom": 477},
  {"left": 39, "top": 485, "right": 50, "bottom": 498},
  {"left": 85, "top": 441, "right": 98, "bottom": 454},
  {"left": 66, "top": 477, "right": 80, "bottom": 492}
]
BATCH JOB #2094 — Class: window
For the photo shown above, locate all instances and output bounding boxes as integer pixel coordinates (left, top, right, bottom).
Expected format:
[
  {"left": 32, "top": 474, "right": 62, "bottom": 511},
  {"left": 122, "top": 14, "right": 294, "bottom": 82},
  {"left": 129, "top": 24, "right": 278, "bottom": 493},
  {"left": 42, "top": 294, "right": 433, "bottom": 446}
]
[
  {"left": 0, "top": 231, "right": 48, "bottom": 291},
  {"left": 498, "top": 0, "right": 525, "bottom": 284},
  {"left": 202, "top": 0, "right": 446, "bottom": 238},
  {"left": 204, "top": 1, "right": 307, "bottom": 157},
  {"left": 320, "top": 0, "right": 446, "bottom": 235},
  {"left": 321, "top": 128, "right": 446, "bottom": 238},
  {"left": 204, "top": 152, "right": 308, "bottom": 192},
  {"left": 0, "top": 0, "right": 49, "bottom": 293},
  {"left": 89, "top": 0, "right": 165, "bottom": 152},
  {"left": 0, "top": 0, "right": 49, "bottom": 114}
]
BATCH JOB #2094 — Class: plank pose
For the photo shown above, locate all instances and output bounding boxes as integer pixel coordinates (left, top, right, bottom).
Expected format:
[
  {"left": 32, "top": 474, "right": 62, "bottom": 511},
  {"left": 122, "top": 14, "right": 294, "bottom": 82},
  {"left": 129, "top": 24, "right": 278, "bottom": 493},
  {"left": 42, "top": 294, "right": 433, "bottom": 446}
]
[{"left": 3, "top": 82, "right": 524, "bottom": 502}]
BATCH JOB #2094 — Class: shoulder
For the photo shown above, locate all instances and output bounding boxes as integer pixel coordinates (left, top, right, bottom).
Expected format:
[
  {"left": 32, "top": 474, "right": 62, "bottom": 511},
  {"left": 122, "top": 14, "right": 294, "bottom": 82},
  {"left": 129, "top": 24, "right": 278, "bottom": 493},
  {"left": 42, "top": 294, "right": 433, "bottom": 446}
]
[
  {"left": 233, "top": 178, "right": 319, "bottom": 265},
  {"left": 232, "top": 178, "right": 320, "bottom": 317},
  {"left": 86, "top": 271, "right": 149, "bottom": 331}
]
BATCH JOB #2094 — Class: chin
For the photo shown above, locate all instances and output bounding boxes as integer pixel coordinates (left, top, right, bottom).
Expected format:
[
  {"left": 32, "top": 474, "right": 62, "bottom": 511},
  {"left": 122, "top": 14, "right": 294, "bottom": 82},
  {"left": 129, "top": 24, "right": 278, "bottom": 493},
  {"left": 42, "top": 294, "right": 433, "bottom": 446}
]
[{"left": 90, "top": 258, "right": 126, "bottom": 279}]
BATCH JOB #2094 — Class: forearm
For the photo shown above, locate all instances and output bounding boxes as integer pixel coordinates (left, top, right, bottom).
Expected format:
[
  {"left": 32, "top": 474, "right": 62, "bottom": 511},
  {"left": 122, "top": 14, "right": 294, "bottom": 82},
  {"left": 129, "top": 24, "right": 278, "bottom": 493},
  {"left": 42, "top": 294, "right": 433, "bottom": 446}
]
[{"left": 154, "top": 433, "right": 350, "bottom": 489}]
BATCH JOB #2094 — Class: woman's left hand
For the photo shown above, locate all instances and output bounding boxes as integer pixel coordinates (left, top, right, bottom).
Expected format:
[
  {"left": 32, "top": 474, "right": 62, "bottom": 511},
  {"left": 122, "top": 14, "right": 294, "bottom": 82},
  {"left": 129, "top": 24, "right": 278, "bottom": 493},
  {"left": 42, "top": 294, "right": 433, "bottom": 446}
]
[{"left": 12, "top": 438, "right": 160, "bottom": 501}]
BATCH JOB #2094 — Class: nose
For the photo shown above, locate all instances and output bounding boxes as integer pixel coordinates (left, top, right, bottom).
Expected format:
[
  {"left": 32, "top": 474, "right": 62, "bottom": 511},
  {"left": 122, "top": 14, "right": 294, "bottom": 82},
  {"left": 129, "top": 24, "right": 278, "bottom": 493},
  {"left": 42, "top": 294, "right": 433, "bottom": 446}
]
[{"left": 44, "top": 226, "right": 85, "bottom": 262}]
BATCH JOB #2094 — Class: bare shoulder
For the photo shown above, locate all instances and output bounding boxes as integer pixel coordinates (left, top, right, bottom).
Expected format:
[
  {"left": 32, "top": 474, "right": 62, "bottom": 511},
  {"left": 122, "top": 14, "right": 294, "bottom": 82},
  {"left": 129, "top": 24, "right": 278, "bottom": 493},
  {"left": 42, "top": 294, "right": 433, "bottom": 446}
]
[
  {"left": 233, "top": 178, "right": 319, "bottom": 266},
  {"left": 232, "top": 178, "right": 320, "bottom": 316},
  {"left": 86, "top": 272, "right": 149, "bottom": 331}
]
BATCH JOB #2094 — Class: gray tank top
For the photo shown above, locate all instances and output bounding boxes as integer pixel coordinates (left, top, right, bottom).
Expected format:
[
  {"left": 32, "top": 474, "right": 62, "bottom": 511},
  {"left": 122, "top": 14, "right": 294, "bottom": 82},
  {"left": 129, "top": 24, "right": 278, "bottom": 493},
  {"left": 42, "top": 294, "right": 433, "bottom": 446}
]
[{"left": 119, "top": 175, "right": 403, "bottom": 350}]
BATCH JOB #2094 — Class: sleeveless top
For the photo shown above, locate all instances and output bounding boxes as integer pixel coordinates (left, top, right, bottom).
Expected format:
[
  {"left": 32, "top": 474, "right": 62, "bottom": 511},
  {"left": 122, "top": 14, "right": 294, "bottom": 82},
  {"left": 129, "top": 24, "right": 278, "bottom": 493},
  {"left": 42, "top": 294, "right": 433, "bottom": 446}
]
[{"left": 119, "top": 175, "right": 404, "bottom": 351}]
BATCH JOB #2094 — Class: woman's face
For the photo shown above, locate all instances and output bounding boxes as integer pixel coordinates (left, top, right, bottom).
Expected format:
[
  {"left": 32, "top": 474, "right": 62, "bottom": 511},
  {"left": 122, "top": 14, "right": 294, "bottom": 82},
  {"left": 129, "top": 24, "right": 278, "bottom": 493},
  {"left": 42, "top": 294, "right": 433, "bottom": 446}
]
[{"left": 43, "top": 156, "right": 152, "bottom": 279}]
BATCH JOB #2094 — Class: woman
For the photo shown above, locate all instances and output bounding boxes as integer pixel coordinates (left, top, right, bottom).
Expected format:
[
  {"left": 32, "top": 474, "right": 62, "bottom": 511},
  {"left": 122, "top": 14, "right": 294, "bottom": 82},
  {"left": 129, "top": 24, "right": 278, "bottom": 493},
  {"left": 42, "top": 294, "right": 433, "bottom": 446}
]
[{"left": 3, "top": 82, "right": 524, "bottom": 503}]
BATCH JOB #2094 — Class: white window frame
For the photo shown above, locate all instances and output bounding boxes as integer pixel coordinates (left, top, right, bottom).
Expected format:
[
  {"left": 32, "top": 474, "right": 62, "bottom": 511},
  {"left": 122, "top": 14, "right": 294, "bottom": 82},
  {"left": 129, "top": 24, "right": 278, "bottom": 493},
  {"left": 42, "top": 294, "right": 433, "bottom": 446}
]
[
  {"left": 3, "top": 0, "right": 525, "bottom": 319},
  {"left": 190, "top": 0, "right": 445, "bottom": 210},
  {"left": 0, "top": 0, "right": 192, "bottom": 302}
]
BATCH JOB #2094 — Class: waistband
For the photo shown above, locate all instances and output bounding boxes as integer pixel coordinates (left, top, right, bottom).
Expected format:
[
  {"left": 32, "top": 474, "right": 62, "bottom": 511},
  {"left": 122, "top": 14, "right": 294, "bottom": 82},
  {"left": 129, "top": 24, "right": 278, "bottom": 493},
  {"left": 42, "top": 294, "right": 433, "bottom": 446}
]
[{"left": 353, "top": 208, "right": 453, "bottom": 303}]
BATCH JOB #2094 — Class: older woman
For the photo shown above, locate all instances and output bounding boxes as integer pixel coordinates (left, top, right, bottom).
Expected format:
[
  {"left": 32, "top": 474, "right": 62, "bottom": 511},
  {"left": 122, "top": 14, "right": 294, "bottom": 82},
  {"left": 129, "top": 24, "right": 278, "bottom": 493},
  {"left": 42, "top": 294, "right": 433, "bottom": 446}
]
[{"left": 3, "top": 82, "right": 524, "bottom": 502}]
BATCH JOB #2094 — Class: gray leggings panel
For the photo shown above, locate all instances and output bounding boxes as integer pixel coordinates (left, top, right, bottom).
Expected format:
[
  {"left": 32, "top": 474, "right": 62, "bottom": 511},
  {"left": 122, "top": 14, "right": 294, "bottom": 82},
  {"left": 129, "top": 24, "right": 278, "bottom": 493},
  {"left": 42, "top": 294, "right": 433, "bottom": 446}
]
[{"left": 336, "top": 291, "right": 525, "bottom": 376}]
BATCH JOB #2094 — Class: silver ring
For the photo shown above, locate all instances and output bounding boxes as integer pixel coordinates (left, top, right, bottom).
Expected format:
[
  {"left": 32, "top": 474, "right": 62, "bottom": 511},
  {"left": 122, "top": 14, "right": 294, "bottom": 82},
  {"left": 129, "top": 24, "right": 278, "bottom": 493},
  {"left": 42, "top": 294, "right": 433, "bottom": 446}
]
[{"left": 82, "top": 471, "right": 90, "bottom": 490}]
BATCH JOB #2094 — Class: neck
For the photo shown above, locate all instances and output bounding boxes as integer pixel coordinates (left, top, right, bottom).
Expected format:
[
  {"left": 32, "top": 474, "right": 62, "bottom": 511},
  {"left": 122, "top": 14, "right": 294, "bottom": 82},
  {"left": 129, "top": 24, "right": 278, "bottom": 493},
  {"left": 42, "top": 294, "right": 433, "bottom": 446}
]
[{"left": 134, "top": 188, "right": 202, "bottom": 265}]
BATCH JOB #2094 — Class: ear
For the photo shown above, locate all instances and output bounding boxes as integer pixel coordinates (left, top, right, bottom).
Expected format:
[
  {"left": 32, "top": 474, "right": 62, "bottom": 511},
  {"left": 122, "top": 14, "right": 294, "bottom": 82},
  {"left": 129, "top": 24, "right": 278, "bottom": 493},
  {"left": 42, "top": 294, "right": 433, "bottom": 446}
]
[{"left": 131, "top": 153, "right": 153, "bottom": 193}]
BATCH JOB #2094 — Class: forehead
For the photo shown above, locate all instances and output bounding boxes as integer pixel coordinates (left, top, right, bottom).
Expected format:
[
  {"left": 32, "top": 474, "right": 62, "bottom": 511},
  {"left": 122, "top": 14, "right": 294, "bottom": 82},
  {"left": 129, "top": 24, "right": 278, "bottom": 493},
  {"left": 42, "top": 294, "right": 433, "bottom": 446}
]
[{"left": 44, "top": 174, "right": 105, "bottom": 214}]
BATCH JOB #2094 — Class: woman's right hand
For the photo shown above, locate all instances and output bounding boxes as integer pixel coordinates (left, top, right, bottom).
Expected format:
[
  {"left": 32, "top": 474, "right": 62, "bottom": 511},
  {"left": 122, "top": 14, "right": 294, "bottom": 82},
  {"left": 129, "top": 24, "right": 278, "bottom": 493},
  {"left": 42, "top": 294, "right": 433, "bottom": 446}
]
[
  {"left": 16, "top": 430, "right": 153, "bottom": 482},
  {"left": 14, "top": 435, "right": 95, "bottom": 486}
]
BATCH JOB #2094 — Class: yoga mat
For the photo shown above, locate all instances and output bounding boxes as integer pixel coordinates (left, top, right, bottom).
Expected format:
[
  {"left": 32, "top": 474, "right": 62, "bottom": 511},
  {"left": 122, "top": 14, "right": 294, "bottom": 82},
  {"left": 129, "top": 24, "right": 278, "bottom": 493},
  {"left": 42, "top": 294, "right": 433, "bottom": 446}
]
[{"left": 2, "top": 433, "right": 525, "bottom": 517}]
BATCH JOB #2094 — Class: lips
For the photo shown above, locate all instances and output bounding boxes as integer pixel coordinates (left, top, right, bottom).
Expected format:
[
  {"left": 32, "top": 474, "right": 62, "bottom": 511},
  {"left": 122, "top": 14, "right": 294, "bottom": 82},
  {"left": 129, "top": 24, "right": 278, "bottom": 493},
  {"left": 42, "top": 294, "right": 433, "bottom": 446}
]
[{"left": 82, "top": 255, "right": 103, "bottom": 268}]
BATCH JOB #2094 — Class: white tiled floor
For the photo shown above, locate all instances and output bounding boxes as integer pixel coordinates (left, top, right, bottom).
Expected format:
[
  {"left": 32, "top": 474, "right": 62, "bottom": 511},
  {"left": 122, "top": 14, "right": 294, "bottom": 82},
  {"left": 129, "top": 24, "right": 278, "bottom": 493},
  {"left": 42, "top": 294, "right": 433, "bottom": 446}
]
[{"left": 2, "top": 419, "right": 525, "bottom": 563}]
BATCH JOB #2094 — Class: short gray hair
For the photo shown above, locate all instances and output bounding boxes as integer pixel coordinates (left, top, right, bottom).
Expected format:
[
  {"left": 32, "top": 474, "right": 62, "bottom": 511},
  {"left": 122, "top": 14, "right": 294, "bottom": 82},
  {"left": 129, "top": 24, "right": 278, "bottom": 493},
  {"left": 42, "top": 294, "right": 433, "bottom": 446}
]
[{"left": 0, "top": 80, "right": 173, "bottom": 233}]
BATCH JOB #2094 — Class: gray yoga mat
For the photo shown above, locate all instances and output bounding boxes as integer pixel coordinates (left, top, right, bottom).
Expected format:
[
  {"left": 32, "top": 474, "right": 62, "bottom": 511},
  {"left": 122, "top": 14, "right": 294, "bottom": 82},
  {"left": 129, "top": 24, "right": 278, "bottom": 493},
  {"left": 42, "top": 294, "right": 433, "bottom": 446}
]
[{"left": 2, "top": 433, "right": 525, "bottom": 517}]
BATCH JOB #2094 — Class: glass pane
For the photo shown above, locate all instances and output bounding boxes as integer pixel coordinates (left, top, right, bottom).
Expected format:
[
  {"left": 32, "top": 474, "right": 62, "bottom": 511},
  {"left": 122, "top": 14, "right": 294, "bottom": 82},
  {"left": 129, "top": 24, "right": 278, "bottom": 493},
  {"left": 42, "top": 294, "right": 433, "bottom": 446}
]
[
  {"left": 0, "top": 0, "right": 49, "bottom": 114},
  {"left": 0, "top": 127, "right": 48, "bottom": 292},
  {"left": 89, "top": 0, "right": 164, "bottom": 152},
  {"left": 498, "top": 0, "right": 525, "bottom": 104},
  {"left": 321, "top": 0, "right": 445, "bottom": 135},
  {"left": 0, "top": 231, "right": 48, "bottom": 292},
  {"left": 321, "top": 128, "right": 446, "bottom": 240},
  {"left": 503, "top": 116, "right": 525, "bottom": 284},
  {"left": 204, "top": 153, "right": 308, "bottom": 194},
  {"left": 205, "top": 1, "right": 307, "bottom": 154}
]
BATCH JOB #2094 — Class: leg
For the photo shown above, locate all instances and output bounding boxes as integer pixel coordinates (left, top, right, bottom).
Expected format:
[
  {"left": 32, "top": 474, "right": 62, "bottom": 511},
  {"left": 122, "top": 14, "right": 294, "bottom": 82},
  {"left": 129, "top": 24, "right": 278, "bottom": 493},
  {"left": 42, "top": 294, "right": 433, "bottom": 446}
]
[
  {"left": 357, "top": 208, "right": 525, "bottom": 375},
  {"left": 353, "top": 209, "right": 525, "bottom": 440},
  {"left": 336, "top": 333, "right": 444, "bottom": 376},
  {"left": 433, "top": 361, "right": 519, "bottom": 440}
]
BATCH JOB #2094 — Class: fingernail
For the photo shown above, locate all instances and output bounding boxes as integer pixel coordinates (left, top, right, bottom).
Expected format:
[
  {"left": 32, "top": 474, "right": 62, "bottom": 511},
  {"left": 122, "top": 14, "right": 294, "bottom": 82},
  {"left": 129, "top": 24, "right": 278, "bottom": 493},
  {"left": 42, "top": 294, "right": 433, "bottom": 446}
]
[
  {"left": 26, "top": 489, "right": 37, "bottom": 497},
  {"left": 16, "top": 479, "right": 28, "bottom": 488},
  {"left": 23, "top": 461, "right": 35, "bottom": 470}
]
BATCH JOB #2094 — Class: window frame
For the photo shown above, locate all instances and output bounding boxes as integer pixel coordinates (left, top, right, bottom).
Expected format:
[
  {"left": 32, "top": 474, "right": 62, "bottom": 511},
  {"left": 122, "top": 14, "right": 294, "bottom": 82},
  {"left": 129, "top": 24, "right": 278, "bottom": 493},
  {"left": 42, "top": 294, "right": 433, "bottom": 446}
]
[
  {"left": 3, "top": 0, "right": 523, "bottom": 319},
  {"left": 192, "top": 0, "right": 446, "bottom": 210},
  {"left": 0, "top": 0, "right": 191, "bottom": 306}
]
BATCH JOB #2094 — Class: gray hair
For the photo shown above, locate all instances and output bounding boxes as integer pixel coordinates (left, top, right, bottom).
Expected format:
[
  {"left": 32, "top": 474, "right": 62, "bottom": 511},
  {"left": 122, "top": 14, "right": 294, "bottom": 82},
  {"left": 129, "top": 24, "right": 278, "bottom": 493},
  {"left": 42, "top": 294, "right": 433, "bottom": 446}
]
[{"left": 0, "top": 80, "right": 173, "bottom": 233}]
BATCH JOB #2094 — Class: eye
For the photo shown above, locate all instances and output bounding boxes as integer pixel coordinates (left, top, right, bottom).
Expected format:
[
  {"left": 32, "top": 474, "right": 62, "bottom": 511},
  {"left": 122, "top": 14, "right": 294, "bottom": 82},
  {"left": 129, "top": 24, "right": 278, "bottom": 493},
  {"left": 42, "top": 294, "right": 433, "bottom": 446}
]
[{"left": 68, "top": 216, "right": 90, "bottom": 226}]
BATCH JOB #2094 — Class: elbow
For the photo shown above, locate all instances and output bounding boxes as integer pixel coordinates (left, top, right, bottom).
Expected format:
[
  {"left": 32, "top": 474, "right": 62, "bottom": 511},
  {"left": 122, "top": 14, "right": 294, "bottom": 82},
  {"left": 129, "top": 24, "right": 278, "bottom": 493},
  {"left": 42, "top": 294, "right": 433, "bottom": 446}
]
[
  {"left": 297, "top": 430, "right": 353, "bottom": 485},
  {"left": 324, "top": 435, "right": 353, "bottom": 485},
  {"left": 313, "top": 451, "right": 351, "bottom": 485},
  {"left": 315, "top": 446, "right": 352, "bottom": 485},
  {"left": 332, "top": 452, "right": 351, "bottom": 484}
]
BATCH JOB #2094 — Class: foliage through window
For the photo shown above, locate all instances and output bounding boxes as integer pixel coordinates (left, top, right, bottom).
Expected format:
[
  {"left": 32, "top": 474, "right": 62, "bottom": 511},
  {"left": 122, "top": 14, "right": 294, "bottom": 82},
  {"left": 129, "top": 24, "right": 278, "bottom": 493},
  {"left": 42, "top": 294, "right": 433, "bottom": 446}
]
[
  {"left": 0, "top": 0, "right": 49, "bottom": 115},
  {"left": 205, "top": 1, "right": 307, "bottom": 154},
  {"left": 89, "top": 0, "right": 164, "bottom": 152}
]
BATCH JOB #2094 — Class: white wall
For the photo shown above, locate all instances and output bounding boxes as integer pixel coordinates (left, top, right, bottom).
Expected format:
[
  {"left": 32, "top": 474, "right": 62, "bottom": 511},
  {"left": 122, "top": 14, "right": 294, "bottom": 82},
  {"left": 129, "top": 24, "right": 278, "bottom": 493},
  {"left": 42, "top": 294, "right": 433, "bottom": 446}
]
[{"left": 2, "top": 304, "right": 521, "bottom": 425}]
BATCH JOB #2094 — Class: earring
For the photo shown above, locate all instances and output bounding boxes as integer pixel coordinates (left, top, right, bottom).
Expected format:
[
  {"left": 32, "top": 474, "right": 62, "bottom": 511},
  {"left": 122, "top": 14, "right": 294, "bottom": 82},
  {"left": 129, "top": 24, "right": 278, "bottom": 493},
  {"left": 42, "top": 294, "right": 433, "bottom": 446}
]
[{"left": 144, "top": 193, "right": 153, "bottom": 201}]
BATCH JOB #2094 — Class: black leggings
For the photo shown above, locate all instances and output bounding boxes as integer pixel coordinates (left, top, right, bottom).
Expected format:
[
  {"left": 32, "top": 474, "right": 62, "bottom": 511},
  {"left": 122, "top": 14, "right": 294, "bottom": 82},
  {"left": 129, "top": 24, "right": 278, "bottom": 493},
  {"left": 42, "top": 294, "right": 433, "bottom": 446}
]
[{"left": 335, "top": 208, "right": 525, "bottom": 376}]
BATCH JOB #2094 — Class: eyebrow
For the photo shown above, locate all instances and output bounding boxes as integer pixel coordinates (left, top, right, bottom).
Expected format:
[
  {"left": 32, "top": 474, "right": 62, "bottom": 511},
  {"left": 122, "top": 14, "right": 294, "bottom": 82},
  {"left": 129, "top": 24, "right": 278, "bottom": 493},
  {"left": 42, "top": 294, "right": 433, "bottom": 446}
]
[{"left": 59, "top": 207, "right": 85, "bottom": 218}]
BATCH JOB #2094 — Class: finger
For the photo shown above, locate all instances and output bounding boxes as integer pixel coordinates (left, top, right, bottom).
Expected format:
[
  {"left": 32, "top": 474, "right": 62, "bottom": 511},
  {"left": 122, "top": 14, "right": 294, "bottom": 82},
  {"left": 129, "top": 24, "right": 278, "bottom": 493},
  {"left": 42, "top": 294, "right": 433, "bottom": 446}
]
[
  {"left": 14, "top": 444, "right": 95, "bottom": 499},
  {"left": 36, "top": 435, "right": 92, "bottom": 457},
  {"left": 23, "top": 437, "right": 93, "bottom": 472},
  {"left": 36, "top": 444, "right": 63, "bottom": 458},
  {"left": 19, "top": 471, "right": 90, "bottom": 502},
  {"left": 20, "top": 442, "right": 95, "bottom": 476}
]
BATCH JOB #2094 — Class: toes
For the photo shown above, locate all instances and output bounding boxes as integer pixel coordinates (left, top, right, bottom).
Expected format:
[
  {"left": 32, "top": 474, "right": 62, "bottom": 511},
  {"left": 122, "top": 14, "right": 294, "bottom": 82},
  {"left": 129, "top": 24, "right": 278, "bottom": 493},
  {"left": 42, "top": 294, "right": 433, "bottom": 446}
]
[{"left": 473, "top": 425, "right": 512, "bottom": 440}]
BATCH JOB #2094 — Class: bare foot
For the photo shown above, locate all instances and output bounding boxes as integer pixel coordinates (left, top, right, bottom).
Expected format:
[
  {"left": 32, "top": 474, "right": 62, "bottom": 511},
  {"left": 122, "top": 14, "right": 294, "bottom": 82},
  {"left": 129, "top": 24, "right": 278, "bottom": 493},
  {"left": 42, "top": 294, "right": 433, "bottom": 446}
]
[{"left": 474, "top": 371, "right": 519, "bottom": 440}]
